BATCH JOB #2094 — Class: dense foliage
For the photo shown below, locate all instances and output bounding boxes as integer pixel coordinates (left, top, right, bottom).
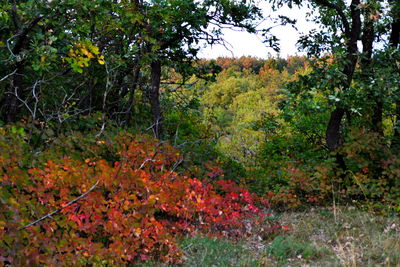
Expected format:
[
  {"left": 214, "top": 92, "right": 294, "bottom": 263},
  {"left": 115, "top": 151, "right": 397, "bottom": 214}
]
[
  {"left": 0, "top": 126, "right": 282, "bottom": 265},
  {"left": 0, "top": 0, "right": 400, "bottom": 264}
]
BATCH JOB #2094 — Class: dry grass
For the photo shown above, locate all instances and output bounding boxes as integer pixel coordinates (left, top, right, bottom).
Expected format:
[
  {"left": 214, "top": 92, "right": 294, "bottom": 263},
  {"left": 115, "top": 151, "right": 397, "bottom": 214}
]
[
  {"left": 139, "top": 206, "right": 400, "bottom": 266},
  {"left": 255, "top": 206, "right": 400, "bottom": 266}
]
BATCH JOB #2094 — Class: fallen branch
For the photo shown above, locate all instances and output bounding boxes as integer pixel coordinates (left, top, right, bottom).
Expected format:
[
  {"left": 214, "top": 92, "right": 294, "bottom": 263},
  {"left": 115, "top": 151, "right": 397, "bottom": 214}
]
[{"left": 18, "top": 180, "right": 100, "bottom": 231}]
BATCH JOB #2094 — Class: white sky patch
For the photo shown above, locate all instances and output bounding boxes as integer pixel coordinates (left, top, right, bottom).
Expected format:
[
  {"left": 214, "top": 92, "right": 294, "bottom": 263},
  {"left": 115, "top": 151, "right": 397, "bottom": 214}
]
[{"left": 199, "top": 3, "right": 316, "bottom": 59}]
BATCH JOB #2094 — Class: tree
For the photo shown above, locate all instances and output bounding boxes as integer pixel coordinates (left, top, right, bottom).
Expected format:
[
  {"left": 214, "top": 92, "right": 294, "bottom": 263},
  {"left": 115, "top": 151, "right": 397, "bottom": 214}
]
[
  {"left": 0, "top": 0, "right": 266, "bottom": 140},
  {"left": 269, "top": 0, "right": 400, "bottom": 169},
  {"left": 136, "top": 0, "right": 264, "bottom": 138}
]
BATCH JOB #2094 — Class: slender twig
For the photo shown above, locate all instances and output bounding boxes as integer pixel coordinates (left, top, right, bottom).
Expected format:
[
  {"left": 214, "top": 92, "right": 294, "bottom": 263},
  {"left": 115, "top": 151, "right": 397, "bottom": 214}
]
[
  {"left": 138, "top": 158, "right": 156, "bottom": 170},
  {"left": 6, "top": 86, "right": 34, "bottom": 118},
  {"left": 0, "top": 69, "right": 17, "bottom": 82},
  {"left": 176, "top": 138, "right": 206, "bottom": 148},
  {"left": 169, "top": 157, "right": 184, "bottom": 175},
  {"left": 18, "top": 180, "right": 99, "bottom": 231},
  {"left": 95, "top": 121, "right": 106, "bottom": 138}
]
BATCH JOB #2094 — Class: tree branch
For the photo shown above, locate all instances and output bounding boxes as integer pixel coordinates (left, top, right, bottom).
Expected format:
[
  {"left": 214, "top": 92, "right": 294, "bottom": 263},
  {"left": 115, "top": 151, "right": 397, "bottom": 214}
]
[
  {"left": 0, "top": 69, "right": 17, "bottom": 82},
  {"left": 18, "top": 180, "right": 99, "bottom": 231},
  {"left": 314, "top": 0, "right": 350, "bottom": 37},
  {"left": 12, "top": 14, "right": 44, "bottom": 55}
]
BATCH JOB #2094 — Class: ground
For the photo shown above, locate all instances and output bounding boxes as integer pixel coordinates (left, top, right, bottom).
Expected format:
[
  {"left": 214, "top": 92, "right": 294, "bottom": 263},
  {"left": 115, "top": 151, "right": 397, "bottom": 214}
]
[{"left": 143, "top": 206, "right": 400, "bottom": 266}]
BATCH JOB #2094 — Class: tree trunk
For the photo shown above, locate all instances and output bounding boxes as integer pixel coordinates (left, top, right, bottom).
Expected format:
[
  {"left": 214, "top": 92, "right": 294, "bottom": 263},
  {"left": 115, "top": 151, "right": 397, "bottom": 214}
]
[
  {"left": 326, "top": 107, "right": 345, "bottom": 152},
  {"left": 124, "top": 63, "right": 141, "bottom": 125},
  {"left": 361, "top": 13, "right": 383, "bottom": 136},
  {"left": 4, "top": 62, "right": 24, "bottom": 123},
  {"left": 2, "top": 14, "right": 43, "bottom": 123},
  {"left": 372, "top": 101, "right": 383, "bottom": 135},
  {"left": 150, "top": 60, "right": 162, "bottom": 139},
  {"left": 325, "top": 0, "right": 361, "bottom": 170},
  {"left": 391, "top": 5, "right": 400, "bottom": 139}
]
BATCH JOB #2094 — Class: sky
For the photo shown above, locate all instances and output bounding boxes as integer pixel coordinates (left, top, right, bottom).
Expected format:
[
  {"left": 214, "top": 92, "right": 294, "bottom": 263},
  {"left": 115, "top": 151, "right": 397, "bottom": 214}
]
[{"left": 198, "top": 3, "right": 317, "bottom": 59}]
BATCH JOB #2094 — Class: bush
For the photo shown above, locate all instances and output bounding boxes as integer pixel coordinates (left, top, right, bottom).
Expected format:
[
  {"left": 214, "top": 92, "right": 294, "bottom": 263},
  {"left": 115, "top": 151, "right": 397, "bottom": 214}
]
[{"left": 0, "top": 130, "right": 282, "bottom": 265}]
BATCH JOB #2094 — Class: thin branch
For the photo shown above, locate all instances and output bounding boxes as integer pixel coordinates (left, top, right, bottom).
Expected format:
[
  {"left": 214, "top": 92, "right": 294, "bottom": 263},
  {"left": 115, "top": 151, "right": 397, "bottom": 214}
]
[
  {"left": 0, "top": 69, "right": 17, "bottom": 82},
  {"left": 18, "top": 180, "right": 99, "bottom": 231},
  {"left": 95, "top": 121, "right": 106, "bottom": 138},
  {"left": 176, "top": 138, "right": 206, "bottom": 148},
  {"left": 6, "top": 86, "right": 34, "bottom": 118},
  {"left": 169, "top": 157, "right": 184, "bottom": 175},
  {"left": 138, "top": 158, "right": 156, "bottom": 170}
]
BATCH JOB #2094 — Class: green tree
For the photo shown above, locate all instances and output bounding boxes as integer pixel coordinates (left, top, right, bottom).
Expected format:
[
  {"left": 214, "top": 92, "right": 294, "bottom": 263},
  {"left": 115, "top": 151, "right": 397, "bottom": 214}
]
[
  {"left": 269, "top": 0, "right": 400, "bottom": 169},
  {"left": 0, "top": 0, "right": 266, "bottom": 140}
]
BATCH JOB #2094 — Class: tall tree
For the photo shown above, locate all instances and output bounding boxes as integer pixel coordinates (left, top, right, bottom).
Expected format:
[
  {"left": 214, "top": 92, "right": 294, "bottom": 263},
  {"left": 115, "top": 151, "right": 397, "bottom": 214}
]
[
  {"left": 136, "top": 0, "right": 263, "bottom": 138},
  {"left": 269, "top": 0, "right": 399, "bottom": 169},
  {"left": 0, "top": 0, "right": 265, "bottom": 140}
]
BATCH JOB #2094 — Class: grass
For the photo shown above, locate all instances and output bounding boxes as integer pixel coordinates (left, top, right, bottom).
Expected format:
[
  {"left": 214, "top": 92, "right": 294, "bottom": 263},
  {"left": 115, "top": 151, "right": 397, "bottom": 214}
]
[
  {"left": 179, "top": 235, "right": 259, "bottom": 266},
  {"left": 259, "top": 206, "right": 400, "bottom": 266},
  {"left": 139, "top": 206, "right": 400, "bottom": 266},
  {"left": 266, "top": 235, "right": 323, "bottom": 263}
]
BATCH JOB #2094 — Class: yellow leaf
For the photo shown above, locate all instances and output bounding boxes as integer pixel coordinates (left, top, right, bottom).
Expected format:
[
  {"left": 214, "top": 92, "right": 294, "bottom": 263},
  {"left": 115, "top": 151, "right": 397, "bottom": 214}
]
[
  {"left": 80, "top": 47, "right": 92, "bottom": 58},
  {"left": 68, "top": 49, "right": 76, "bottom": 57},
  {"left": 134, "top": 227, "right": 141, "bottom": 237},
  {"left": 90, "top": 45, "right": 100, "bottom": 55}
]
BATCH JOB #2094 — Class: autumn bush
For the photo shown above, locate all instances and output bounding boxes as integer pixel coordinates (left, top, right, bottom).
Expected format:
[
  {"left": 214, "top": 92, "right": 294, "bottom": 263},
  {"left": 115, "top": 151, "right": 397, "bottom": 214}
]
[{"left": 0, "top": 127, "right": 281, "bottom": 265}]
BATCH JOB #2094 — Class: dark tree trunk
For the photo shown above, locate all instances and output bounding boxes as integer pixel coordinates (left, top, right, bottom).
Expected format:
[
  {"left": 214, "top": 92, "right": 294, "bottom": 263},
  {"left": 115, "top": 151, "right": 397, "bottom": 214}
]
[
  {"left": 150, "top": 60, "right": 162, "bottom": 139},
  {"left": 326, "top": 108, "right": 346, "bottom": 152},
  {"left": 2, "top": 14, "right": 43, "bottom": 123},
  {"left": 124, "top": 63, "right": 141, "bottom": 125},
  {"left": 4, "top": 63, "right": 24, "bottom": 123},
  {"left": 372, "top": 101, "right": 383, "bottom": 135},
  {"left": 361, "top": 13, "right": 383, "bottom": 136},
  {"left": 325, "top": 0, "right": 361, "bottom": 170},
  {"left": 391, "top": 4, "right": 400, "bottom": 139},
  {"left": 395, "top": 104, "right": 400, "bottom": 146}
]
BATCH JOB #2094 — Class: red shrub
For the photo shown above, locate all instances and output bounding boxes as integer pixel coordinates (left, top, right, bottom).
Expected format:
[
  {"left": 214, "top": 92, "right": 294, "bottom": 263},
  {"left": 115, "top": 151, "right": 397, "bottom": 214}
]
[{"left": 0, "top": 135, "right": 281, "bottom": 265}]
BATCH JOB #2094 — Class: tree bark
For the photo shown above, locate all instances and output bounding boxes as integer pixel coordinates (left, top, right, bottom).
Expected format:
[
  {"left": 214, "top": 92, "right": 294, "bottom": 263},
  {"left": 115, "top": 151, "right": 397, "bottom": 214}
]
[
  {"left": 3, "top": 62, "right": 24, "bottom": 123},
  {"left": 326, "top": 108, "right": 346, "bottom": 152},
  {"left": 361, "top": 12, "right": 383, "bottom": 136},
  {"left": 124, "top": 63, "right": 141, "bottom": 125},
  {"left": 150, "top": 60, "right": 163, "bottom": 139},
  {"left": 325, "top": 0, "right": 361, "bottom": 170},
  {"left": 2, "top": 14, "right": 43, "bottom": 123}
]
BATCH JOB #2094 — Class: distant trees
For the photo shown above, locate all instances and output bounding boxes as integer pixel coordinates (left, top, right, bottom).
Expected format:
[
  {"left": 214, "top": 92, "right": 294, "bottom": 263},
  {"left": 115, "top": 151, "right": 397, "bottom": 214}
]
[{"left": 196, "top": 57, "right": 308, "bottom": 165}]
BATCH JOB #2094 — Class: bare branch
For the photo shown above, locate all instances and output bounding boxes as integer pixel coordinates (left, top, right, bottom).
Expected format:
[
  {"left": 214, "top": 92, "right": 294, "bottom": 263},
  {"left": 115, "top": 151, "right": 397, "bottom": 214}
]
[
  {"left": 95, "top": 121, "right": 106, "bottom": 138},
  {"left": 169, "top": 157, "right": 184, "bottom": 175},
  {"left": 0, "top": 69, "right": 17, "bottom": 82},
  {"left": 6, "top": 85, "right": 34, "bottom": 118},
  {"left": 138, "top": 158, "right": 156, "bottom": 170},
  {"left": 18, "top": 180, "right": 99, "bottom": 231}
]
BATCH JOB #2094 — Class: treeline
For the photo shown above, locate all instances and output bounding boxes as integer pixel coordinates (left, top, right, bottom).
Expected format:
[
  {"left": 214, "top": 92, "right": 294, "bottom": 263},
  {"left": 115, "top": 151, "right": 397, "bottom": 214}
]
[{"left": 198, "top": 55, "right": 308, "bottom": 74}]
